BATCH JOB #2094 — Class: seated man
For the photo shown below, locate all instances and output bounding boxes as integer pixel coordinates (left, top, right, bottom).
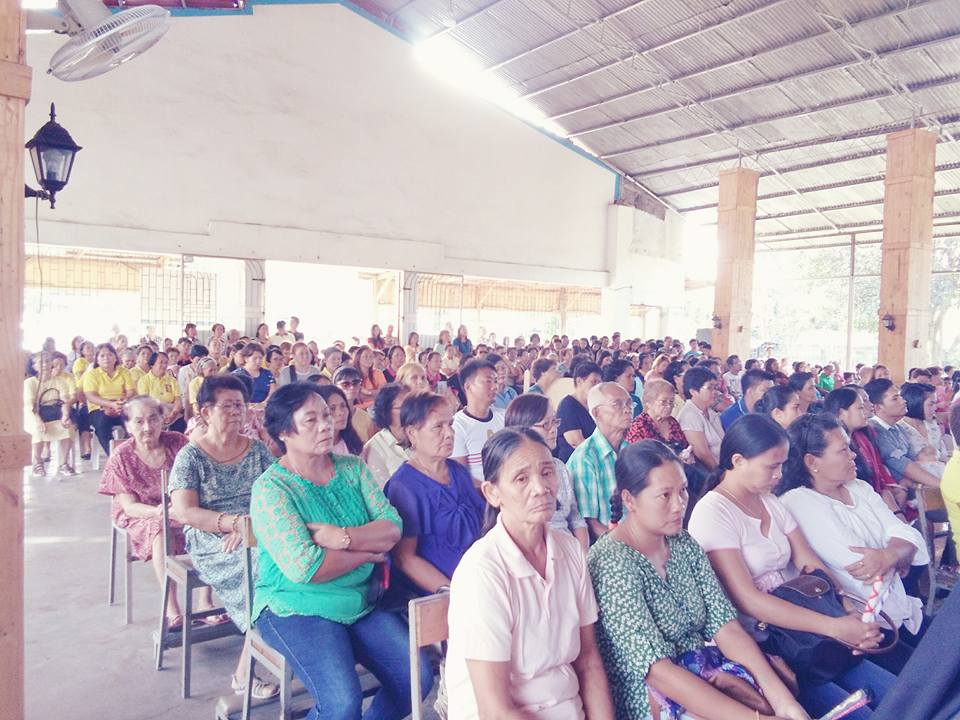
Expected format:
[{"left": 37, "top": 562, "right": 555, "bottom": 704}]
[
  {"left": 864, "top": 378, "right": 940, "bottom": 489},
  {"left": 567, "top": 382, "right": 633, "bottom": 542},
  {"left": 451, "top": 359, "right": 504, "bottom": 484},
  {"left": 720, "top": 368, "right": 775, "bottom": 430}
]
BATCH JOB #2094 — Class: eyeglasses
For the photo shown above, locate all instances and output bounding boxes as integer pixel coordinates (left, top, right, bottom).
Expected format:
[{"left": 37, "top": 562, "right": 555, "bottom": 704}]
[
  {"left": 533, "top": 417, "right": 561, "bottom": 429},
  {"left": 213, "top": 401, "right": 246, "bottom": 412},
  {"left": 602, "top": 399, "right": 633, "bottom": 411}
]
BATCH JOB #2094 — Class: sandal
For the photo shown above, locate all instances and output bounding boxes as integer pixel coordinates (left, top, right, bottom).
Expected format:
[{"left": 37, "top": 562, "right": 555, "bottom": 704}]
[
  {"left": 58, "top": 464, "right": 79, "bottom": 477},
  {"left": 166, "top": 614, "right": 184, "bottom": 632},
  {"left": 198, "top": 612, "right": 231, "bottom": 626},
  {"left": 231, "top": 674, "right": 279, "bottom": 700},
  {"left": 31, "top": 463, "right": 46, "bottom": 478}
]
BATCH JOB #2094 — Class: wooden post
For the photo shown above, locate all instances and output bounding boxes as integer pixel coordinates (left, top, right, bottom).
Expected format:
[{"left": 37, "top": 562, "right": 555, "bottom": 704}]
[
  {"left": 877, "top": 128, "right": 937, "bottom": 382},
  {"left": 712, "top": 167, "right": 760, "bottom": 361},
  {"left": 0, "top": 2, "right": 31, "bottom": 719}
]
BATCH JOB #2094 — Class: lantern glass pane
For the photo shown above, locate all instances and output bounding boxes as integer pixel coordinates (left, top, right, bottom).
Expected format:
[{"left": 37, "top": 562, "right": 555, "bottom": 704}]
[{"left": 43, "top": 148, "right": 72, "bottom": 184}]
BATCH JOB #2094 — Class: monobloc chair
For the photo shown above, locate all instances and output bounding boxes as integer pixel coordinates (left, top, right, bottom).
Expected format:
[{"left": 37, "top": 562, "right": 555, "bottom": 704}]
[
  {"left": 408, "top": 592, "right": 450, "bottom": 720},
  {"left": 916, "top": 486, "right": 958, "bottom": 616},
  {"left": 105, "top": 439, "right": 135, "bottom": 625},
  {"left": 153, "top": 469, "right": 240, "bottom": 698}
]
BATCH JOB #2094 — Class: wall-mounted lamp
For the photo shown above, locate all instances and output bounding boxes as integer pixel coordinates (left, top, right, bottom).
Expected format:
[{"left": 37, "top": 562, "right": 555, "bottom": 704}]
[
  {"left": 712, "top": 315, "right": 722, "bottom": 330},
  {"left": 881, "top": 314, "right": 896, "bottom": 332},
  {"left": 24, "top": 103, "right": 82, "bottom": 209}
]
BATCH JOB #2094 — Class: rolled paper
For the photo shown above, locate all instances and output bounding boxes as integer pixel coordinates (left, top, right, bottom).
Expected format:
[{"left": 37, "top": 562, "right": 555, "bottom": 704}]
[
  {"left": 861, "top": 577, "right": 884, "bottom": 623},
  {"left": 818, "top": 689, "right": 872, "bottom": 720}
]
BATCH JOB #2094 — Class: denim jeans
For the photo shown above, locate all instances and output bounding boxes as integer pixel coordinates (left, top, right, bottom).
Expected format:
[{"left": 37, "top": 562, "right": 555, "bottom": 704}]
[
  {"left": 799, "top": 659, "right": 897, "bottom": 720},
  {"left": 255, "top": 607, "right": 433, "bottom": 720}
]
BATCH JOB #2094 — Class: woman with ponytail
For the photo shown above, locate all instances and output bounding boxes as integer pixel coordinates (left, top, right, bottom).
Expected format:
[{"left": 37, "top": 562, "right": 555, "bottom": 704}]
[
  {"left": 445, "top": 428, "right": 614, "bottom": 720},
  {"left": 589, "top": 440, "right": 808, "bottom": 720},
  {"left": 688, "top": 414, "right": 893, "bottom": 718}
]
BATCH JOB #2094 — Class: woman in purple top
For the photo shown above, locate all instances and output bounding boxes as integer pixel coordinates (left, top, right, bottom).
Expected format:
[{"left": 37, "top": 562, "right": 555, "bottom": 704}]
[{"left": 385, "top": 392, "right": 485, "bottom": 595}]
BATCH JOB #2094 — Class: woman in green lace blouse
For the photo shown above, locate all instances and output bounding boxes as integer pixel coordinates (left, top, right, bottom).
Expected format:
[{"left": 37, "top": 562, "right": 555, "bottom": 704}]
[
  {"left": 588, "top": 440, "right": 808, "bottom": 720},
  {"left": 250, "top": 383, "right": 433, "bottom": 720}
]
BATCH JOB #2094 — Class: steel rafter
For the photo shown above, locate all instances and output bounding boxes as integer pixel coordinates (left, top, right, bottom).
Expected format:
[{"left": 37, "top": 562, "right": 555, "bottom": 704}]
[
  {"left": 755, "top": 211, "right": 960, "bottom": 238},
  {"left": 811, "top": 0, "right": 957, "bottom": 144},
  {"left": 642, "top": 112, "right": 960, "bottom": 185},
  {"left": 482, "top": 0, "right": 659, "bottom": 73},
  {"left": 524, "top": 0, "right": 945, "bottom": 111},
  {"left": 600, "top": 73, "right": 960, "bottom": 161},
  {"left": 424, "top": 0, "right": 512, "bottom": 39},
  {"left": 568, "top": 32, "right": 960, "bottom": 139}
]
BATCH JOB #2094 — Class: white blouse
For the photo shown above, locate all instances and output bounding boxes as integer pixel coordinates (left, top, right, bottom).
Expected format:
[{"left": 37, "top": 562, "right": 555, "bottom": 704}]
[
  {"left": 360, "top": 428, "right": 411, "bottom": 489},
  {"left": 781, "top": 480, "right": 928, "bottom": 634}
]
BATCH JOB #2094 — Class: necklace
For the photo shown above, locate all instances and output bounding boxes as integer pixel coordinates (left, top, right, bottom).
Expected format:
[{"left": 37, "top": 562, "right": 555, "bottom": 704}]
[{"left": 716, "top": 485, "right": 763, "bottom": 518}]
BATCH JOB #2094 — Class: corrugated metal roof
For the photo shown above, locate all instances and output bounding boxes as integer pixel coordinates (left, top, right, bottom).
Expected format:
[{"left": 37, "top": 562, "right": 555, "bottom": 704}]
[{"left": 383, "top": 0, "right": 960, "bottom": 237}]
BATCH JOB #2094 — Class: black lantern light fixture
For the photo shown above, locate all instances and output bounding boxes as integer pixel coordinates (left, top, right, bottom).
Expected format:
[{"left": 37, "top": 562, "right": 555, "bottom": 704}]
[
  {"left": 24, "top": 103, "right": 82, "bottom": 209},
  {"left": 881, "top": 314, "right": 896, "bottom": 332}
]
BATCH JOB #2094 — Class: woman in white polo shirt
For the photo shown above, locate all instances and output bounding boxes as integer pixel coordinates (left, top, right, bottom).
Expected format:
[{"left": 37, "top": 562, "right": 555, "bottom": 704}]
[{"left": 445, "top": 428, "right": 614, "bottom": 720}]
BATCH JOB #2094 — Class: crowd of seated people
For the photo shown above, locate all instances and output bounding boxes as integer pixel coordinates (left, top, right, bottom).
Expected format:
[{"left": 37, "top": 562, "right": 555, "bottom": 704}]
[{"left": 25, "top": 321, "right": 960, "bottom": 718}]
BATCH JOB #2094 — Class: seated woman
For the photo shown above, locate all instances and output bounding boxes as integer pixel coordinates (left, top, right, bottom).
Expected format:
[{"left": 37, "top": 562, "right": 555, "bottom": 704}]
[
  {"left": 778, "top": 413, "right": 928, "bottom": 671},
  {"left": 82, "top": 343, "right": 137, "bottom": 455},
  {"left": 251, "top": 383, "right": 431, "bottom": 720},
  {"left": 384, "top": 392, "right": 484, "bottom": 596},
  {"left": 98, "top": 396, "right": 215, "bottom": 629},
  {"left": 755, "top": 386, "right": 803, "bottom": 430},
  {"left": 382, "top": 345, "right": 407, "bottom": 383},
  {"left": 136, "top": 351, "right": 186, "bottom": 433},
  {"left": 625, "top": 379, "right": 688, "bottom": 453},
  {"left": 187, "top": 357, "right": 217, "bottom": 419},
  {"left": 589, "top": 440, "right": 809, "bottom": 720},
  {"left": 688, "top": 414, "right": 895, "bottom": 718},
  {"left": 823, "top": 388, "right": 907, "bottom": 517},
  {"left": 424, "top": 351, "right": 446, "bottom": 391},
  {"left": 556, "top": 361, "right": 603, "bottom": 462},
  {"left": 169, "top": 375, "right": 278, "bottom": 699},
  {"left": 445, "top": 428, "right": 614, "bottom": 719},
  {"left": 787, "top": 372, "right": 819, "bottom": 415},
  {"left": 504, "top": 393, "right": 589, "bottom": 551},
  {"left": 232, "top": 343, "right": 275, "bottom": 405},
  {"left": 899, "top": 382, "right": 949, "bottom": 473},
  {"left": 276, "top": 342, "right": 322, "bottom": 386},
  {"left": 395, "top": 362, "right": 430, "bottom": 395},
  {"left": 353, "top": 345, "right": 387, "bottom": 410},
  {"left": 676, "top": 366, "right": 724, "bottom": 471},
  {"left": 361, "top": 383, "right": 411, "bottom": 488},
  {"left": 24, "top": 351, "right": 76, "bottom": 478},
  {"left": 316, "top": 386, "right": 364, "bottom": 456}
]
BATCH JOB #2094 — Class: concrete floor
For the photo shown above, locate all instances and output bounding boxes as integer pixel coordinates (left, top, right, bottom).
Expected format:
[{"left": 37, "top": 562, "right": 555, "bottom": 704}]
[{"left": 24, "top": 462, "right": 440, "bottom": 720}]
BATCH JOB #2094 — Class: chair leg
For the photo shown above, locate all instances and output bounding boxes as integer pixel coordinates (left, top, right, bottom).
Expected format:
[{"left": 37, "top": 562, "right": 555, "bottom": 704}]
[
  {"left": 280, "top": 661, "right": 292, "bottom": 720},
  {"left": 123, "top": 536, "right": 133, "bottom": 625},
  {"left": 410, "top": 641, "right": 422, "bottom": 720},
  {"left": 108, "top": 525, "right": 118, "bottom": 605},
  {"left": 181, "top": 581, "right": 193, "bottom": 698},
  {"left": 241, "top": 639, "right": 255, "bottom": 720},
  {"left": 156, "top": 574, "right": 173, "bottom": 671}
]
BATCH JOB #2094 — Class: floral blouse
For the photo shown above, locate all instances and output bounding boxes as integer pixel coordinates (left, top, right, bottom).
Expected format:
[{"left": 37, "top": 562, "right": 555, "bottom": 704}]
[
  {"left": 249, "top": 454, "right": 402, "bottom": 625},
  {"left": 587, "top": 531, "right": 736, "bottom": 720},
  {"left": 625, "top": 412, "right": 689, "bottom": 453}
]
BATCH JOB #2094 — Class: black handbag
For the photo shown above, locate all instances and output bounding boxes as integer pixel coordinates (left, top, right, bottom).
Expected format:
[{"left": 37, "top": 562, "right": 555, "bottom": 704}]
[
  {"left": 37, "top": 388, "right": 64, "bottom": 423},
  {"left": 755, "top": 569, "right": 898, "bottom": 685}
]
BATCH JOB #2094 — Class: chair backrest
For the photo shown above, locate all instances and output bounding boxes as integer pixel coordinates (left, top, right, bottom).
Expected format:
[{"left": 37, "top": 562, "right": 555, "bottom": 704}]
[
  {"left": 240, "top": 516, "right": 257, "bottom": 627},
  {"left": 409, "top": 592, "right": 450, "bottom": 649},
  {"left": 159, "top": 469, "right": 173, "bottom": 558}
]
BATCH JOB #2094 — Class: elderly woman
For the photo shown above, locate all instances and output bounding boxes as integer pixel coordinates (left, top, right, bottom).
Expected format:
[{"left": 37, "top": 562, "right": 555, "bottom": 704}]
[
  {"left": 137, "top": 351, "right": 186, "bottom": 433},
  {"left": 589, "top": 440, "right": 809, "bottom": 720},
  {"left": 169, "top": 375, "right": 278, "bottom": 699},
  {"left": 778, "top": 414, "right": 927, "bottom": 671},
  {"left": 82, "top": 343, "right": 137, "bottom": 456},
  {"left": 98, "top": 397, "right": 214, "bottom": 629},
  {"left": 504, "top": 393, "right": 589, "bottom": 551},
  {"left": 361, "top": 383, "right": 411, "bottom": 488},
  {"left": 24, "top": 351, "right": 76, "bottom": 478},
  {"left": 393, "top": 362, "right": 429, "bottom": 395},
  {"left": 251, "top": 383, "right": 431, "bottom": 719},
  {"left": 625, "top": 379, "right": 689, "bottom": 453},
  {"left": 384, "top": 392, "right": 484, "bottom": 597},
  {"left": 232, "top": 342, "right": 275, "bottom": 405},
  {"left": 277, "top": 342, "right": 321, "bottom": 386},
  {"left": 187, "top": 357, "right": 218, "bottom": 419},
  {"left": 320, "top": 346, "right": 343, "bottom": 380},
  {"left": 445, "top": 428, "right": 613, "bottom": 719}
]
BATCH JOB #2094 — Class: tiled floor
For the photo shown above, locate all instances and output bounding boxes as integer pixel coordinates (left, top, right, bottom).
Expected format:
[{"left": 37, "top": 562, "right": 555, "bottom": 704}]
[{"left": 24, "top": 462, "right": 440, "bottom": 720}]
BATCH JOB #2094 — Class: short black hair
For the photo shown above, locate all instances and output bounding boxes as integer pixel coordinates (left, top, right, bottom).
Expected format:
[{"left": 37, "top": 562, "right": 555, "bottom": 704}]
[
  {"left": 602, "top": 359, "right": 634, "bottom": 384},
  {"left": 725, "top": 355, "right": 740, "bottom": 368},
  {"left": 864, "top": 378, "right": 895, "bottom": 406},
  {"left": 459, "top": 359, "right": 496, "bottom": 387},
  {"left": 531, "top": 358, "right": 556, "bottom": 381},
  {"left": 197, "top": 374, "right": 249, "bottom": 408},
  {"left": 504, "top": 393, "right": 549, "bottom": 429},
  {"left": 189, "top": 344, "right": 209, "bottom": 360},
  {"left": 333, "top": 365, "right": 362, "bottom": 384},
  {"left": 901, "top": 382, "right": 934, "bottom": 421},
  {"left": 264, "top": 382, "right": 324, "bottom": 454},
  {"left": 573, "top": 360, "right": 602, "bottom": 384},
  {"left": 682, "top": 366, "right": 716, "bottom": 399},
  {"left": 741, "top": 368, "right": 775, "bottom": 396},
  {"left": 787, "top": 372, "right": 814, "bottom": 394},
  {"left": 372, "top": 382, "right": 408, "bottom": 429},
  {"left": 399, "top": 392, "right": 449, "bottom": 429},
  {"left": 744, "top": 359, "right": 759, "bottom": 371}
]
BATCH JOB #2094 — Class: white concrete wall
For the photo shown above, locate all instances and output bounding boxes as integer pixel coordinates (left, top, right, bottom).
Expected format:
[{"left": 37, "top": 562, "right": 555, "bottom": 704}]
[{"left": 24, "top": 3, "right": 616, "bottom": 286}]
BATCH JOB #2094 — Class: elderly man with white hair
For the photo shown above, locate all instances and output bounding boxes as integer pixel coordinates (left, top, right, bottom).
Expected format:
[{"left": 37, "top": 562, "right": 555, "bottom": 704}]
[{"left": 567, "top": 381, "right": 634, "bottom": 543}]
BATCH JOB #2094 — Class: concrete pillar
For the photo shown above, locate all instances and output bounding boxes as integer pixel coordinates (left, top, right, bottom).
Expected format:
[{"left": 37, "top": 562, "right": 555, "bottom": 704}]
[
  {"left": 712, "top": 168, "right": 760, "bottom": 360},
  {"left": 0, "top": 3, "right": 31, "bottom": 718},
  {"left": 877, "top": 128, "right": 936, "bottom": 382},
  {"left": 400, "top": 271, "right": 418, "bottom": 344},
  {"left": 242, "top": 259, "right": 266, "bottom": 337}
]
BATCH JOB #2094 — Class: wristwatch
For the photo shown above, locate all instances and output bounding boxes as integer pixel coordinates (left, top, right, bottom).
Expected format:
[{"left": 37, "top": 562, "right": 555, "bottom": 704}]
[{"left": 339, "top": 526, "right": 352, "bottom": 550}]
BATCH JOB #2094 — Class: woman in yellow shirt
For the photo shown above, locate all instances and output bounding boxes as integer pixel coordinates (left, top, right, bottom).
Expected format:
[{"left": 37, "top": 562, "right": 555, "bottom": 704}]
[
  {"left": 137, "top": 351, "right": 186, "bottom": 432},
  {"left": 82, "top": 343, "right": 136, "bottom": 455},
  {"left": 72, "top": 341, "right": 95, "bottom": 382},
  {"left": 188, "top": 357, "right": 217, "bottom": 420},
  {"left": 71, "top": 341, "right": 97, "bottom": 460},
  {"left": 24, "top": 352, "right": 77, "bottom": 478},
  {"left": 128, "top": 345, "right": 153, "bottom": 384}
]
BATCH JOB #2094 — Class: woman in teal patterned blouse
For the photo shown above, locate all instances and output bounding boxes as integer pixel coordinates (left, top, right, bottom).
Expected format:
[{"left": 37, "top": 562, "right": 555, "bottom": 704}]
[
  {"left": 250, "top": 383, "right": 432, "bottom": 720},
  {"left": 588, "top": 441, "right": 808, "bottom": 720}
]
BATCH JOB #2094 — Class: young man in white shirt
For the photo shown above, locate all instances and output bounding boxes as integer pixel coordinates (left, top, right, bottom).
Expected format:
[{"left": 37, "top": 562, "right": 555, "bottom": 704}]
[
  {"left": 452, "top": 359, "right": 504, "bottom": 484},
  {"left": 268, "top": 320, "right": 295, "bottom": 347},
  {"left": 722, "top": 354, "right": 743, "bottom": 400}
]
